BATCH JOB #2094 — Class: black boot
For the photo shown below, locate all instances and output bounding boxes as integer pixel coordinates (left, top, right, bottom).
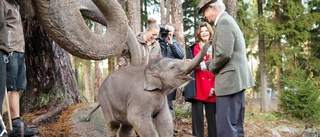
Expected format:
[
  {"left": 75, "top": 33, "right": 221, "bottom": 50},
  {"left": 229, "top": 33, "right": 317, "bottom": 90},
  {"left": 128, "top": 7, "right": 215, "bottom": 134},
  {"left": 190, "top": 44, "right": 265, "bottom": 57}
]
[{"left": 8, "top": 119, "right": 39, "bottom": 137}]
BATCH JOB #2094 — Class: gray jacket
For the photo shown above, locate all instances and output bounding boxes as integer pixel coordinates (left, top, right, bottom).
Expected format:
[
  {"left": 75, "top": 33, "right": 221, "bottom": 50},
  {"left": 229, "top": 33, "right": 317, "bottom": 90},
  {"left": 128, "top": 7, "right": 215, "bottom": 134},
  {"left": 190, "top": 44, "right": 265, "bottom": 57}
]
[
  {"left": 3, "top": 0, "right": 25, "bottom": 53},
  {"left": 206, "top": 12, "right": 255, "bottom": 96},
  {"left": 0, "top": 1, "right": 8, "bottom": 54}
]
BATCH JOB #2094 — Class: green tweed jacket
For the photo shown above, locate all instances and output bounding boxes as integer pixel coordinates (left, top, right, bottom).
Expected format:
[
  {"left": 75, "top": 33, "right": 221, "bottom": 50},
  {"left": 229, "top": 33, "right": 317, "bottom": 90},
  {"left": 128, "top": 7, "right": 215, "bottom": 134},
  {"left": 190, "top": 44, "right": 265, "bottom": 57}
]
[{"left": 207, "top": 12, "right": 255, "bottom": 96}]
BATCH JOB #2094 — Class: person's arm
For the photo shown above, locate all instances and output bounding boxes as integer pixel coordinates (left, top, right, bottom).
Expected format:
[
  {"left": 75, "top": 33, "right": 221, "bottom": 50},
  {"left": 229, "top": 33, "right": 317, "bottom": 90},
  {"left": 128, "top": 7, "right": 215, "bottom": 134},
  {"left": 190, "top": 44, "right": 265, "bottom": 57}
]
[
  {"left": 117, "top": 49, "right": 130, "bottom": 68},
  {"left": 169, "top": 39, "right": 184, "bottom": 59},
  {"left": 0, "top": 1, "right": 8, "bottom": 48},
  {"left": 0, "top": 2, "right": 5, "bottom": 29}
]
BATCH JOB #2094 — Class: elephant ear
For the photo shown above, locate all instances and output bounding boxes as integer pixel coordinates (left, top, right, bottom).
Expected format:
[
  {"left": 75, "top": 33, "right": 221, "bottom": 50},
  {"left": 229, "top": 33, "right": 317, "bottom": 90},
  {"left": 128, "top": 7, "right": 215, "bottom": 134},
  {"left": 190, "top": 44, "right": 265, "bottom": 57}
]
[{"left": 144, "top": 68, "right": 162, "bottom": 91}]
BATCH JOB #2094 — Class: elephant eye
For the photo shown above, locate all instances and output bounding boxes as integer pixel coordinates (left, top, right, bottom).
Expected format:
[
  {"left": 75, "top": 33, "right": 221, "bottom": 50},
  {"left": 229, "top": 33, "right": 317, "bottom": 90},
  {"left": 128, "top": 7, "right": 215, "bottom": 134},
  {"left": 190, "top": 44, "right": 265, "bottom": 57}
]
[{"left": 169, "top": 65, "right": 176, "bottom": 69}]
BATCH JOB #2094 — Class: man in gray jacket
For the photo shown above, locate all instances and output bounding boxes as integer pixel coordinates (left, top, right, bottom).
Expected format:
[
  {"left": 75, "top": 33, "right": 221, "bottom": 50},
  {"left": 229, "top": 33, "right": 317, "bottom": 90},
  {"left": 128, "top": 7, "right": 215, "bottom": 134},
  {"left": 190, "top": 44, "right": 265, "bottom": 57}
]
[
  {"left": 198, "top": 0, "right": 255, "bottom": 136},
  {"left": 3, "top": 0, "right": 39, "bottom": 136},
  {"left": 0, "top": 1, "right": 9, "bottom": 136}
]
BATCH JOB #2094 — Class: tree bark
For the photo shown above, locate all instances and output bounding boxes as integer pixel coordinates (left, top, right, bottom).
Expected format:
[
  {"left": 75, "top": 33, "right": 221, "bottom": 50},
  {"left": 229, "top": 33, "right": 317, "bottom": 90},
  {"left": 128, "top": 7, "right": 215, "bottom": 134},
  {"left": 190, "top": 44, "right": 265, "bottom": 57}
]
[
  {"left": 258, "top": 0, "right": 268, "bottom": 113},
  {"left": 275, "top": 39, "right": 282, "bottom": 96},
  {"left": 160, "top": 0, "right": 166, "bottom": 25},
  {"left": 170, "top": 0, "right": 185, "bottom": 49},
  {"left": 94, "top": 23, "right": 104, "bottom": 102},
  {"left": 128, "top": 0, "right": 141, "bottom": 34},
  {"left": 170, "top": 0, "right": 185, "bottom": 105},
  {"left": 166, "top": 0, "right": 171, "bottom": 23},
  {"left": 226, "top": 0, "right": 237, "bottom": 19},
  {"left": 22, "top": 18, "right": 83, "bottom": 115},
  {"left": 84, "top": 60, "right": 93, "bottom": 102}
]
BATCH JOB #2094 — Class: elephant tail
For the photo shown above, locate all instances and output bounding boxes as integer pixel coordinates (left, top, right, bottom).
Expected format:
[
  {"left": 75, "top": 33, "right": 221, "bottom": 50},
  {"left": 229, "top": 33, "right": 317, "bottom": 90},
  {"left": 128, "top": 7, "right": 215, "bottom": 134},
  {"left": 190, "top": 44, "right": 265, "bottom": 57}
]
[{"left": 84, "top": 103, "right": 101, "bottom": 122}]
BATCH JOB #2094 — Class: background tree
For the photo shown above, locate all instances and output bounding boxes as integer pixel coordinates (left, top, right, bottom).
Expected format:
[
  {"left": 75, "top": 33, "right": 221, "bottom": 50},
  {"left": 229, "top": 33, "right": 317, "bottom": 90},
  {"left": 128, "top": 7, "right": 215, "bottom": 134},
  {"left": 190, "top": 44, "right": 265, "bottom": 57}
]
[
  {"left": 93, "top": 23, "right": 104, "bottom": 102},
  {"left": 257, "top": 0, "right": 268, "bottom": 113},
  {"left": 22, "top": 12, "right": 83, "bottom": 119},
  {"left": 128, "top": 0, "right": 141, "bottom": 33}
]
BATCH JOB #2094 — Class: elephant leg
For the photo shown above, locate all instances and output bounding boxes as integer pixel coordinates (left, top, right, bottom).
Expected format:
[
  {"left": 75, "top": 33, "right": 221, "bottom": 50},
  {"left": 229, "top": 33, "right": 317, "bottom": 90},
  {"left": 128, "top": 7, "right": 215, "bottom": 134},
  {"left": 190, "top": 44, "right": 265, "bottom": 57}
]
[
  {"left": 118, "top": 124, "right": 134, "bottom": 137},
  {"left": 127, "top": 113, "right": 159, "bottom": 137},
  {"left": 106, "top": 121, "right": 120, "bottom": 137},
  {"left": 100, "top": 98, "right": 120, "bottom": 137},
  {"left": 154, "top": 105, "right": 174, "bottom": 137}
]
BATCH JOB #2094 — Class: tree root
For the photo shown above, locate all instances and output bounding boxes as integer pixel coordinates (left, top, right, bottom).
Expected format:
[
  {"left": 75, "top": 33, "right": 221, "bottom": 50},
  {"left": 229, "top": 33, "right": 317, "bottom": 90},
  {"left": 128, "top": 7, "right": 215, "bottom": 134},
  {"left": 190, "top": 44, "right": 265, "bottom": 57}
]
[{"left": 31, "top": 99, "right": 72, "bottom": 125}]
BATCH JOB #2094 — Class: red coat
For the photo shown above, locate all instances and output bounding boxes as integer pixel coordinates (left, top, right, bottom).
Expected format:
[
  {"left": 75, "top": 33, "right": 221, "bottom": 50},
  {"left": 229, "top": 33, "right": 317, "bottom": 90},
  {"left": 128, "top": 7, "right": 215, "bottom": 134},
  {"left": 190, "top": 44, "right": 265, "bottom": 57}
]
[{"left": 193, "top": 43, "right": 216, "bottom": 102}]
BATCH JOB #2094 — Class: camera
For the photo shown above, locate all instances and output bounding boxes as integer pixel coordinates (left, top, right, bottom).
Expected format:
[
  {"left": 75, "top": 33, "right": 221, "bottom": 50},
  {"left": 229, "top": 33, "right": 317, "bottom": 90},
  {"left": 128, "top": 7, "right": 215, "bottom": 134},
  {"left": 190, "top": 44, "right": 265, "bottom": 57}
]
[{"left": 158, "top": 25, "right": 170, "bottom": 41}]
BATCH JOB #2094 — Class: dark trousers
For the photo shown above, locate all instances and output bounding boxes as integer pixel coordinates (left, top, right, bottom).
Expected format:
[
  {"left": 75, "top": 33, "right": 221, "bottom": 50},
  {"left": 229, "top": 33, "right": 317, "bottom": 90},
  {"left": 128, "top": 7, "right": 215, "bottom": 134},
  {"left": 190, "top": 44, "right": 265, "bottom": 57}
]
[
  {"left": 216, "top": 90, "right": 245, "bottom": 137},
  {"left": 192, "top": 100, "right": 217, "bottom": 137},
  {"left": 0, "top": 51, "right": 7, "bottom": 114}
]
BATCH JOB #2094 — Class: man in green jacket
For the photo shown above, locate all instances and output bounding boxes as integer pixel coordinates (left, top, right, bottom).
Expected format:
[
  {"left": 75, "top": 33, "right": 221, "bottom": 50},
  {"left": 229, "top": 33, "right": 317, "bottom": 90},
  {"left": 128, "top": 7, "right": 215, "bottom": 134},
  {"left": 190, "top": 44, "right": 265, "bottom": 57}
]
[{"left": 198, "top": 0, "right": 255, "bottom": 136}]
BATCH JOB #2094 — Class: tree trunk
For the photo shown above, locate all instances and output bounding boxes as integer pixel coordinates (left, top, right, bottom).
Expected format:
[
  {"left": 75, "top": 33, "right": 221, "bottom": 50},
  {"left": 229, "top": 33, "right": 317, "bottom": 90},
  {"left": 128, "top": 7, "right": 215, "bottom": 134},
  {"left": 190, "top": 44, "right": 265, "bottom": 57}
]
[
  {"left": 226, "top": 0, "right": 237, "bottom": 19},
  {"left": 170, "top": 0, "right": 185, "bottom": 49},
  {"left": 170, "top": 0, "right": 185, "bottom": 105},
  {"left": 128, "top": 0, "right": 141, "bottom": 34},
  {"left": 94, "top": 23, "right": 104, "bottom": 102},
  {"left": 22, "top": 18, "right": 83, "bottom": 115},
  {"left": 166, "top": 0, "right": 171, "bottom": 23},
  {"left": 84, "top": 60, "right": 93, "bottom": 102},
  {"left": 275, "top": 39, "right": 282, "bottom": 96},
  {"left": 258, "top": 0, "right": 268, "bottom": 113},
  {"left": 160, "top": 0, "right": 166, "bottom": 25}
]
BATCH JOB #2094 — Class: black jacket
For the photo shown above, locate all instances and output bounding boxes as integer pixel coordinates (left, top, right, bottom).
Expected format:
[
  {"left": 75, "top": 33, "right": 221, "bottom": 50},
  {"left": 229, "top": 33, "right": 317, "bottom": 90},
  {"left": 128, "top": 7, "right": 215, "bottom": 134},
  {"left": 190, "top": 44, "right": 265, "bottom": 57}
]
[{"left": 159, "top": 39, "right": 184, "bottom": 59}]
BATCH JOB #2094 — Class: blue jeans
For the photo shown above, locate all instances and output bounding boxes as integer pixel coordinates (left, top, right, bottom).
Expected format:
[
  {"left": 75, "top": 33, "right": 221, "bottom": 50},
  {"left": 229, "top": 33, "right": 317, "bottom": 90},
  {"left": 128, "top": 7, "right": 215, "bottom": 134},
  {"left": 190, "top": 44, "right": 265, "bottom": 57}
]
[{"left": 6, "top": 52, "right": 26, "bottom": 91}]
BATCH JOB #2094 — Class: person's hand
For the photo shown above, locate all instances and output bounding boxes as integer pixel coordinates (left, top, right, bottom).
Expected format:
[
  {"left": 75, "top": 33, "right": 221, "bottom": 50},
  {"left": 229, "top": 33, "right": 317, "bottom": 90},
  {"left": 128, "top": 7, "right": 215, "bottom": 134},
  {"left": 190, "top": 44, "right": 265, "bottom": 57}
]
[
  {"left": 166, "top": 36, "right": 173, "bottom": 45},
  {"left": 203, "top": 39, "right": 213, "bottom": 48},
  {"left": 209, "top": 88, "right": 215, "bottom": 97}
]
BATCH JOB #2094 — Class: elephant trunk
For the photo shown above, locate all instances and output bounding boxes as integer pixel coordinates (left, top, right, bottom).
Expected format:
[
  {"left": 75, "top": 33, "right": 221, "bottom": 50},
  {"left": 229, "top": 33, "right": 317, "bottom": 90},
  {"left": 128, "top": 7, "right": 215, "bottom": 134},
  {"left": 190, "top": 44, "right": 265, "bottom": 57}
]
[{"left": 182, "top": 40, "right": 212, "bottom": 74}]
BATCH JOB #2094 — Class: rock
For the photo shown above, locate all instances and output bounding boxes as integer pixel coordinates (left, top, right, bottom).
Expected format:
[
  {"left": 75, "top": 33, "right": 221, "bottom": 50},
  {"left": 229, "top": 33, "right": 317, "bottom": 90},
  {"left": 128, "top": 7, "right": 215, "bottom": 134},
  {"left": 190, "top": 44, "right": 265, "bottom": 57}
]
[
  {"left": 300, "top": 128, "right": 318, "bottom": 137},
  {"left": 274, "top": 125, "right": 291, "bottom": 133},
  {"left": 265, "top": 127, "right": 281, "bottom": 137},
  {"left": 68, "top": 103, "right": 107, "bottom": 137}
]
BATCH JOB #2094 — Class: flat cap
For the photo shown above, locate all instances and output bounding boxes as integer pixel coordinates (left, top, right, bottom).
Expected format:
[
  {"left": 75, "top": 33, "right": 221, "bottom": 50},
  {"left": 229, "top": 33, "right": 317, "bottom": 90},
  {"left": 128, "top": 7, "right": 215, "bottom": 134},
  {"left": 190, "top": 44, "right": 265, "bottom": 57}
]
[{"left": 198, "top": 0, "right": 216, "bottom": 15}]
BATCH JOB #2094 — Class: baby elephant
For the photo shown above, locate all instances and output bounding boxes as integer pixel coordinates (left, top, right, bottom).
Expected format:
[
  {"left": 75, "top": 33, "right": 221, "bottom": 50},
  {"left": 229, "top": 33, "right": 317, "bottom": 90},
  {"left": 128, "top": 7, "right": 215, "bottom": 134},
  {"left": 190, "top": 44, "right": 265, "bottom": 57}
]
[{"left": 87, "top": 41, "right": 211, "bottom": 137}]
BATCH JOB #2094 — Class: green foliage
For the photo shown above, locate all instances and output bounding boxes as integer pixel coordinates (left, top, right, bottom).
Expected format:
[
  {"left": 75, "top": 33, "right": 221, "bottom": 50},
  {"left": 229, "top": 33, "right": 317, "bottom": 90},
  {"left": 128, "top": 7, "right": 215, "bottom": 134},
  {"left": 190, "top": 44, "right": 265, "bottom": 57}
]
[
  {"left": 182, "top": 0, "right": 201, "bottom": 46},
  {"left": 279, "top": 69, "right": 320, "bottom": 122},
  {"left": 174, "top": 107, "right": 191, "bottom": 119}
]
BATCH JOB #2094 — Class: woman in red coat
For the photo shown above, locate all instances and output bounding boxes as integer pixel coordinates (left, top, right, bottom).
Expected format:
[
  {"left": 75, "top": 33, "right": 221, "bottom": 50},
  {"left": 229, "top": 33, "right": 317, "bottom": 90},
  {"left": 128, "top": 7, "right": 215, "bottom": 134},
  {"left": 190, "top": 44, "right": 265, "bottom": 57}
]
[{"left": 184, "top": 22, "right": 216, "bottom": 137}]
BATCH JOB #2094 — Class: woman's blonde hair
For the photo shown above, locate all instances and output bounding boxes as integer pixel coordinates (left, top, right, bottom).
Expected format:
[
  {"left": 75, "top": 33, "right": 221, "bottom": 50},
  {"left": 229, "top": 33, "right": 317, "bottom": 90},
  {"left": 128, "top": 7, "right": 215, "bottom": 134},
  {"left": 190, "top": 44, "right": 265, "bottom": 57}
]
[
  {"left": 195, "top": 22, "right": 213, "bottom": 43},
  {"left": 146, "top": 17, "right": 159, "bottom": 31}
]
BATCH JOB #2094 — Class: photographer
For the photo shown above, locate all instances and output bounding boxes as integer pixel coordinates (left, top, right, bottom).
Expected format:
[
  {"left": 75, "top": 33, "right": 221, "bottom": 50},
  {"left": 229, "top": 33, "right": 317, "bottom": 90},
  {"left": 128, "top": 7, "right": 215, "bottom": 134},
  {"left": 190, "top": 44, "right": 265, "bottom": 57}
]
[
  {"left": 159, "top": 23, "right": 184, "bottom": 59},
  {"left": 158, "top": 23, "right": 184, "bottom": 136}
]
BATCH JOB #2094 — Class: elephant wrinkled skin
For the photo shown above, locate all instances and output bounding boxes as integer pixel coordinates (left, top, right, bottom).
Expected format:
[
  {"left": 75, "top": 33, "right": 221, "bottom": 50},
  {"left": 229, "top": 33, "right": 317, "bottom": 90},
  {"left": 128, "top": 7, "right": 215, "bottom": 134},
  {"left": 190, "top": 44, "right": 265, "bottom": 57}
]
[{"left": 86, "top": 41, "right": 212, "bottom": 137}]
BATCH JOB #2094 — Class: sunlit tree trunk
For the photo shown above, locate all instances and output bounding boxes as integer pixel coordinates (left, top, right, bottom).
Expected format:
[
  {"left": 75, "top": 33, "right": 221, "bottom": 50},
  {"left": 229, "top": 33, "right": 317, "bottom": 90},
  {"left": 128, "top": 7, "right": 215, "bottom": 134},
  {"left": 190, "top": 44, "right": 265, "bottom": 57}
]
[
  {"left": 170, "top": 0, "right": 185, "bottom": 105},
  {"left": 94, "top": 23, "right": 104, "bottom": 102},
  {"left": 170, "top": 0, "right": 185, "bottom": 49},
  {"left": 160, "top": 0, "right": 166, "bottom": 25},
  {"left": 84, "top": 61, "right": 93, "bottom": 102},
  {"left": 258, "top": 0, "right": 268, "bottom": 113},
  {"left": 226, "top": 0, "right": 237, "bottom": 19},
  {"left": 166, "top": 0, "right": 171, "bottom": 23},
  {"left": 128, "top": 0, "right": 141, "bottom": 34}
]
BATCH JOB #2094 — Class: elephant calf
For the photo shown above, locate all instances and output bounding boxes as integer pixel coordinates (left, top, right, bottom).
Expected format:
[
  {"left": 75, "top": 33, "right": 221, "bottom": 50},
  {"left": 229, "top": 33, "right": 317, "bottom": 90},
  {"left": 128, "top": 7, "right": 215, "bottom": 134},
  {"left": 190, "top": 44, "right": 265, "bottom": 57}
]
[{"left": 87, "top": 41, "right": 211, "bottom": 137}]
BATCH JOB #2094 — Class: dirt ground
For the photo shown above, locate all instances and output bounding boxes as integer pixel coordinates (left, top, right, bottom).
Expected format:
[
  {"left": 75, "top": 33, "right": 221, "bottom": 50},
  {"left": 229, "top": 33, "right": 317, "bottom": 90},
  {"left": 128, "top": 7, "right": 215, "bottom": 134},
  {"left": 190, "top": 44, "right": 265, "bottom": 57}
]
[{"left": 3, "top": 102, "right": 313, "bottom": 137}]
